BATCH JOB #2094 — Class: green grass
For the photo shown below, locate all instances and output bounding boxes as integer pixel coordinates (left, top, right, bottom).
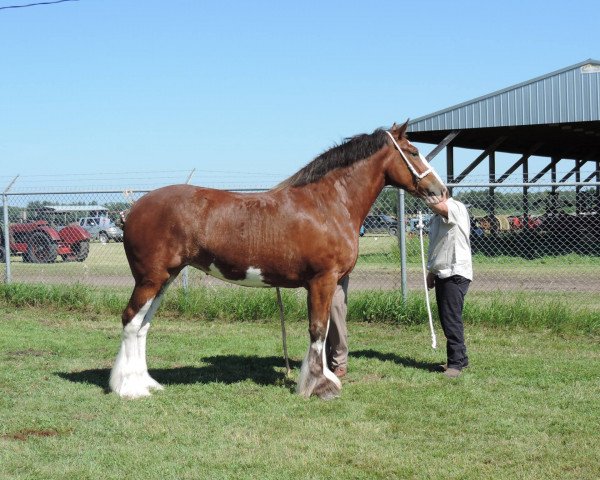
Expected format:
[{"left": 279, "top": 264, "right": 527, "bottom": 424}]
[
  {"left": 0, "top": 283, "right": 600, "bottom": 335},
  {"left": 1, "top": 306, "right": 599, "bottom": 479},
  {"left": 1, "top": 283, "right": 599, "bottom": 334},
  {"left": 5, "top": 234, "right": 600, "bottom": 284},
  {"left": 356, "top": 235, "right": 600, "bottom": 272},
  {"left": 7, "top": 242, "right": 131, "bottom": 277}
]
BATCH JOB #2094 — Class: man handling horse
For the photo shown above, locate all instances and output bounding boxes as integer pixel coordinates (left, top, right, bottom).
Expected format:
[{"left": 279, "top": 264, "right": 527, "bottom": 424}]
[
  {"left": 326, "top": 275, "right": 349, "bottom": 378},
  {"left": 426, "top": 197, "right": 473, "bottom": 378}
]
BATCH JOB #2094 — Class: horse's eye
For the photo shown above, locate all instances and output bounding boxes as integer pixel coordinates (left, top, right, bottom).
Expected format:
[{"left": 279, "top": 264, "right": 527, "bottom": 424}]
[{"left": 410, "top": 152, "right": 419, "bottom": 157}]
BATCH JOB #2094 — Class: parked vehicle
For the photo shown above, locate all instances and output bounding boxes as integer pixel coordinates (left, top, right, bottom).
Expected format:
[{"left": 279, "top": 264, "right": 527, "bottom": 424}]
[
  {"left": 1, "top": 220, "right": 90, "bottom": 263},
  {"left": 407, "top": 214, "right": 433, "bottom": 233},
  {"left": 361, "top": 214, "right": 398, "bottom": 236},
  {"left": 78, "top": 216, "right": 123, "bottom": 243}
]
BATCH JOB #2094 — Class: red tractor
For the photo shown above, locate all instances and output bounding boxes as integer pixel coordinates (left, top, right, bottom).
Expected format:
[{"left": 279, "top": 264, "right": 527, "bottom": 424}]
[{"left": 1, "top": 220, "right": 90, "bottom": 263}]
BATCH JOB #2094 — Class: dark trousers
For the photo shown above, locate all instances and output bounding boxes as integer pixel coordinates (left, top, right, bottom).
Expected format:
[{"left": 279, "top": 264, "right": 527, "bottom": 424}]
[
  {"left": 435, "top": 275, "right": 470, "bottom": 369},
  {"left": 326, "top": 276, "right": 349, "bottom": 369}
]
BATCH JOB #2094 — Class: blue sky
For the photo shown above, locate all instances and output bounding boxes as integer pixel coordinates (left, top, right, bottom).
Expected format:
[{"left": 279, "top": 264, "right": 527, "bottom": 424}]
[{"left": 1, "top": 0, "right": 599, "bottom": 190}]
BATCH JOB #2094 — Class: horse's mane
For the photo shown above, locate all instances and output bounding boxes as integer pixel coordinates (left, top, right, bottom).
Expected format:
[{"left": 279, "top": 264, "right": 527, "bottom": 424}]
[{"left": 275, "top": 128, "right": 388, "bottom": 189}]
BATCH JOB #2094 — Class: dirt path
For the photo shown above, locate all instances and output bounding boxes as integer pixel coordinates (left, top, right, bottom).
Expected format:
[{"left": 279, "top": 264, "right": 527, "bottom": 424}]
[{"left": 9, "top": 269, "right": 600, "bottom": 293}]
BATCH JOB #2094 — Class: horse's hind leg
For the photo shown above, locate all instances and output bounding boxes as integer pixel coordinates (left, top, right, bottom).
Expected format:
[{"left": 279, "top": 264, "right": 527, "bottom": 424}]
[
  {"left": 109, "top": 276, "right": 173, "bottom": 399},
  {"left": 297, "top": 274, "right": 342, "bottom": 400}
]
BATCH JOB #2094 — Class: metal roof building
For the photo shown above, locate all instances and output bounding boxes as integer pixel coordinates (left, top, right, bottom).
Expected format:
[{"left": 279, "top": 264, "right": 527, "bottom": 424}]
[{"left": 408, "top": 59, "right": 600, "bottom": 186}]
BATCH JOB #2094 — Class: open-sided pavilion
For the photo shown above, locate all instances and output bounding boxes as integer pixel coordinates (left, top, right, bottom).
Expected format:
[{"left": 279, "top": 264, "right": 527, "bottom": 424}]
[{"left": 408, "top": 59, "right": 600, "bottom": 214}]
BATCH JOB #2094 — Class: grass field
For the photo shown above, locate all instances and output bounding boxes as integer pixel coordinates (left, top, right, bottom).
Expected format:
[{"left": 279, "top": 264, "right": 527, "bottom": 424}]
[
  {"left": 6, "top": 237, "right": 600, "bottom": 293},
  {"left": 1, "top": 305, "right": 599, "bottom": 479},
  {"left": 7, "top": 242, "right": 132, "bottom": 278}
]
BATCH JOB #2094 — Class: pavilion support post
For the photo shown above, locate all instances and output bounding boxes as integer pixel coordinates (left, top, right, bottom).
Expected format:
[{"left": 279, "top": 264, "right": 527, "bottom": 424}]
[
  {"left": 575, "top": 159, "right": 582, "bottom": 214},
  {"left": 596, "top": 161, "right": 600, "bottom": 212},
  {"left": 548, "top": 156, "right": 560, "bottom": 214},
  {"left": 531, "top": 156, "right": 560, "bottom": 184},
  {"left": 425, "top": 131, "right": 460, "bottom": 162},
  {"left": 446, "top": 146, "right": 454, "bottom": 197},
  {"left": 551, "top": 156, "right": 558, "bottom": 193},
  {"left": 453, "top": 136, "right": 506, "bottom": 184},
  {"left": 497, "top": 143, "right": 542, "bottom": 184},
  {"left": 488, "top": 151, "right": 496, "bottom": 217},
  {"left": 522, "top": 157, "right": 529, "bottom": 220}
]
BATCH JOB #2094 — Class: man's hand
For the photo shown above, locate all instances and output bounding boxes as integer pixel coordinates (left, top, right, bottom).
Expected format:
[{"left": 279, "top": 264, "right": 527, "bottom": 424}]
[
  {"left": 427, "top": 272, "right": 436, "bottom": 290},
  {"left": 427, "top": 198, "right": 449, "bottom": 219}
]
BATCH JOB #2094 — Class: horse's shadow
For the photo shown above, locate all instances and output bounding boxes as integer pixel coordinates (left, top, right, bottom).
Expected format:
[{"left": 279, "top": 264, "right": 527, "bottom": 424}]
[
  {"left": 57, "top": 351, "right": 439, "bottom": 393},
  {"left": 56, "top": 355, "right": 302, "bottom": 394},
  {"left": 350, "top": 349, "right": 441, "bottom": 372}
]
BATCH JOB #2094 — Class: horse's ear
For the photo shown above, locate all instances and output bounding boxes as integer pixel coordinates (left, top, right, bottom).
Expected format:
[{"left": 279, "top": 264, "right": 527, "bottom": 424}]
[
  {"left": 398, "top": 119, "right": 410, "bottom": 138},
  {"left": 390, "top": 120, "right": 410, "bottom": 138}
]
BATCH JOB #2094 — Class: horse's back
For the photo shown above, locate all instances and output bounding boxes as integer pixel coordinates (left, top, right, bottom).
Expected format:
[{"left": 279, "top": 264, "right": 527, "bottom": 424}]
[
  {"left": 123, "top": 183, "right": 358, "bottom": 287},
  {"left": 123, "top": 184, "right": 286, "bottom": 276}
]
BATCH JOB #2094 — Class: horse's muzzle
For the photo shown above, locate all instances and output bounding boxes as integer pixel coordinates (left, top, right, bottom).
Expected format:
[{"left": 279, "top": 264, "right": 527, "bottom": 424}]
[{"left": 423, "top": 186, "right": 448, "bottom": 205}]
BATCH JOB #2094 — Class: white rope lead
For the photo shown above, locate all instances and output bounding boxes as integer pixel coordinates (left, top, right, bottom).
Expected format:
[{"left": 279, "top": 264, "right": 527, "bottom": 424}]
[
  {"left": 276, "top": 287, "right": 291, "bottom": 376},
  {"left": 417, "top": 211, "right": 437, "bottom": 349}
]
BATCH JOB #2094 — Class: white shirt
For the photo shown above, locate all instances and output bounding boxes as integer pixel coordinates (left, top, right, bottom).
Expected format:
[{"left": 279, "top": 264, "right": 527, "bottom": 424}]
[{"left": 427, "top": 198, "right": 473, "bottom": 281}]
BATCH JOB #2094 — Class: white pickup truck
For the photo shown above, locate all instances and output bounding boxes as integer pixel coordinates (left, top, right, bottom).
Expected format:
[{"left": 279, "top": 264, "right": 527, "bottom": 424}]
[{"left": 78, "top": 216, "right": 124, "bottom": 243}]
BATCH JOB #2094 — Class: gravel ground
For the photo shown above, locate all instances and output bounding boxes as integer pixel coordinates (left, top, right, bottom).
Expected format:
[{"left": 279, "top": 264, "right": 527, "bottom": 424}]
[{"left": 8, "top": 268, "right": 599, "bottom": 293}]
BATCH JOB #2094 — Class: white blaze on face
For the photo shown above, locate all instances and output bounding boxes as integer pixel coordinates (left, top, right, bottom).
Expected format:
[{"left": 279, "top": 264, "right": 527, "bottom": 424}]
[
  {"left": 206, "top": 263, "right": 270, "bottom": 288},
  {"left": 419, "top": 152, "right": 445, "bottom": 186},
  {"left": 406, "top": 138, "right": 446, "bottom": 201}
]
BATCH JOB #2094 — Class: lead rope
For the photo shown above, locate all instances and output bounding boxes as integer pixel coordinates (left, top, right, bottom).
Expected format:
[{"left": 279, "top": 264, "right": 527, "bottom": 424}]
[
  {"left": 276, "top": 287, "right": 291, "bottom": 376},
  {"left": 417, "top": 211, "right": 437, "bottom": 349}
]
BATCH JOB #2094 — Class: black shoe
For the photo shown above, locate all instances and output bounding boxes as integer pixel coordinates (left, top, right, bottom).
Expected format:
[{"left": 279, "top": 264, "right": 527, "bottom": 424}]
[
  {"left": 444, "top": 368, "right": 462, "bottom": 379},
  {"left": 441, "top": 361, "right": 469, "bottom": 371}
]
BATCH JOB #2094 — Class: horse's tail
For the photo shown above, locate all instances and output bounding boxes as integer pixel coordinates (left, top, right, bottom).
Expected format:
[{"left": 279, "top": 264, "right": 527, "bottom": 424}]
[
  {"left": 118, "top": 189, "right": 136, "bottom": 227},
  {"left": 118, "top": 209, "right": 130, "bottom": 228}
]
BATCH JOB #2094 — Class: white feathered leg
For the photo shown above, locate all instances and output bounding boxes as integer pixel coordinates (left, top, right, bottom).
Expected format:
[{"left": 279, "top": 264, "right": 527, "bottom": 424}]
[
  {"left": 109, "top": 298, "right": 154, "bottom": 398},
  {"left": 110, "top": 278, "right": 173, "bottom": 398},
  {"left": 137, "top": 321, "right": 164, "bottom": 392},
  {"left": 297, "top": 320, "right": 342, "bottom": 400}
]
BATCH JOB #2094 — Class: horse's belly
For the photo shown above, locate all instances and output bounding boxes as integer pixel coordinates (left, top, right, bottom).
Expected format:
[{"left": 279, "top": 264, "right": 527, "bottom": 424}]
[{"left": 204, "top": 263, "right": 271, "bottom": 288}]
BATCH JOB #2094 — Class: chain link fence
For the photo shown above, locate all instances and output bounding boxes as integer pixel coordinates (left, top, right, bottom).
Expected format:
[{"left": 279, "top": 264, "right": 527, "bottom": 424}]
[
  {"left": 408, "top": 183, "right": 600, "bottom": 293},
  {"left": 2, "top": 181, "right": 599, "bottom": 293}
]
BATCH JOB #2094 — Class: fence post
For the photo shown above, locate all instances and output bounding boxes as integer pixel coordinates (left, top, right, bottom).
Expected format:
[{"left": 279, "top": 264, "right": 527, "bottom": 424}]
[
  {"left": 596, "top": 160, "right": 600, "bottom": 212},
  {"left": 181, "top": 169, "right": 196, "bottom": 292},
  {"left": 3, "top": 175, "right": 19, "bottom": 284},
  {"left": 397, "top": 188, "right": 407, "bottom": 303}
]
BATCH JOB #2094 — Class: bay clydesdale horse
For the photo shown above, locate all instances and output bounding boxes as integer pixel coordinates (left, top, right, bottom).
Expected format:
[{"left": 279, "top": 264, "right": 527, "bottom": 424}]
[{"left": 110, "top": 121, "right": 447, "bottom": 400}]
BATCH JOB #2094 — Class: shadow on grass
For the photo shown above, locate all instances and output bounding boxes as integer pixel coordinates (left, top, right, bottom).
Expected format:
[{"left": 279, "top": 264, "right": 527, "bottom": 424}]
[
  {"left": 351, "top": 349, "right": 440, "bottom": 372},
  {"left": 56, "top": 355, "right": 302, "bottom": 393}
]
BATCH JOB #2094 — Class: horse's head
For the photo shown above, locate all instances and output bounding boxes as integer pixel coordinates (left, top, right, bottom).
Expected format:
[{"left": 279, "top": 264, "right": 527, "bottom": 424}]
[{"left": 384, "top": 121, "right": 448, "bottom": 205}]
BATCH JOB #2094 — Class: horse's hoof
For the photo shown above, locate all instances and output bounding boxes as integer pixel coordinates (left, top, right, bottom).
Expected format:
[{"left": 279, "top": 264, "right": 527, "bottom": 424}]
[
  {"left": 144, "top": 375, "right": 164, "bottom": 391},
  {"left": 297, "top": 372, "right": 341, "bottom": 399},
  {"left": 313, "top": 376, "right": 341, "bottom": 400},
  {"left": 116, "top": 385, "right": 152, "bottom": 399},
  {"left": 110, "top": 373, "right": 155, "bottom": 399}
]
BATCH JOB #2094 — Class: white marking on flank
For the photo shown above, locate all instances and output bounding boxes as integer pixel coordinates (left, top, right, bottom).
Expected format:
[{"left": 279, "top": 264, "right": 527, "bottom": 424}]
[{"left": 206, "top": 263, "right": 270, "bottom": 288}]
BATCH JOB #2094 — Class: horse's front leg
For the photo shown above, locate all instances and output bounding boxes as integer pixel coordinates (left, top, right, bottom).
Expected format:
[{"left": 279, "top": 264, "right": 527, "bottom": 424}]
[
  {"left": 110, "top": 276, "right": 172, "bottom": 399},
  {"left": 297, "top": 274, "right": 342, "bottom": 400}
]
